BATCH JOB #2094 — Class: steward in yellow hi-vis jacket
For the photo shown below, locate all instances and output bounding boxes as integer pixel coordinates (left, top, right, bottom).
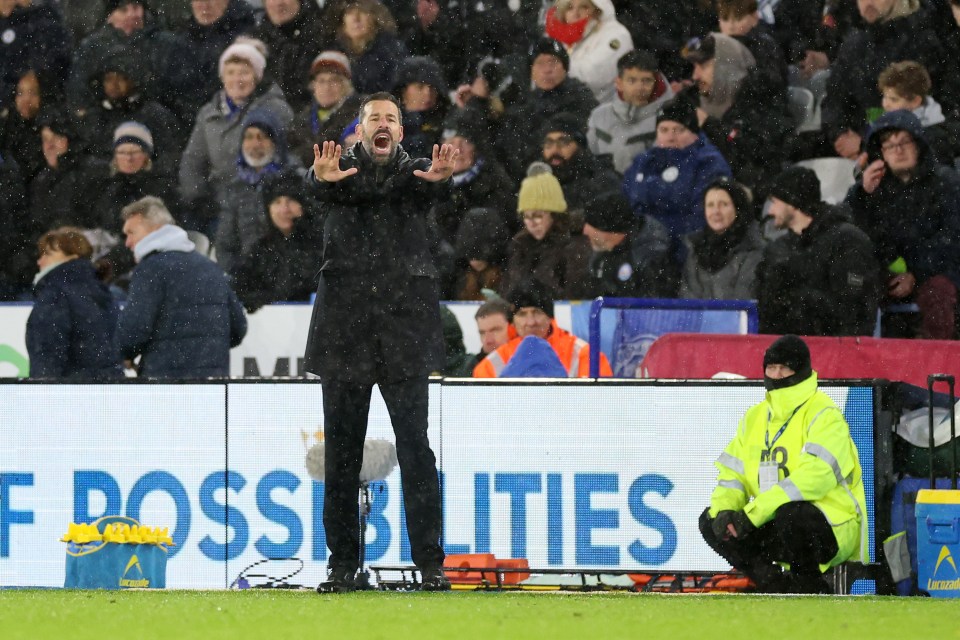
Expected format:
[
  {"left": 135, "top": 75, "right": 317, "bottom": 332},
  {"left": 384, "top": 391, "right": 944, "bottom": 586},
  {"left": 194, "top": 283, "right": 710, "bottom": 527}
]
[{"left": 699, "top": 335, "right": 868, "bottom": 594}]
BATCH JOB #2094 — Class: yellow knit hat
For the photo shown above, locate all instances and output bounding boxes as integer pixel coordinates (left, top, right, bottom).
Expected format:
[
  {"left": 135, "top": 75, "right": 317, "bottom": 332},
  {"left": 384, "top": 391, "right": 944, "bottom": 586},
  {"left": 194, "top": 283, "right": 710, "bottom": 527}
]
[{"left": 517, "top": 171, "right": 567, "bottom": 214}]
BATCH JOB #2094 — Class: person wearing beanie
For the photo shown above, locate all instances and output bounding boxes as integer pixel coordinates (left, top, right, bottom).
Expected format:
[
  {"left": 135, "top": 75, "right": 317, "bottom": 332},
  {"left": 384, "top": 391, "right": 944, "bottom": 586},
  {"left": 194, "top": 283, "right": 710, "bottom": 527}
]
[
  {"left": 496, "top": 38, "right": 597, "bottom": 181},
  {"left": 622, "top": 96, "right": 732, "bottom": 259},
  {"left": 587, "top": 49, "right": 676, "bottom": 174},
  {"left": 499, "top": 165, "right": 592, "bottom": 299},
  {"left": 214, "top": 107, "right": 301, "bottom": 274},
  {"left": 680, "top": 177, "right": 765, "bottom": 300},
  {"left": 544, "top": 0, "right": 635, "bottom": 104},
  {"left": 700, "top": 333, "right": 868, "bottom": 594},
  {"left": 581, "top": 189, "right": 676, "bottom": 298},
  {"left": 756, "top": 166, "right": 879, "bottom": 336},
  {"left": 230, "top": 169, "right": 322, "bottom": 313},
  {"left": 179, "top": 36, "right": 293, "bottom": 236},
  {"left": 681, "top": 31, "right": 793, "bottom": 202},
  {"left": 473, "top": 278, "right": 612, "bottom": 378},
  {"left": 289, "top": 51, "right": 362, "bottom": 167},
  {"left": 66, "top": 0, "right": 199, "bottom": 124},
  {"left": 846, "top": 109, "right": 960, "bottom": 340},
  {"left": 537, "top": 112, "right": 621, "bottom": 215},
  {"left": 250, "top": 0, "right": 330, "bottom": 110}
]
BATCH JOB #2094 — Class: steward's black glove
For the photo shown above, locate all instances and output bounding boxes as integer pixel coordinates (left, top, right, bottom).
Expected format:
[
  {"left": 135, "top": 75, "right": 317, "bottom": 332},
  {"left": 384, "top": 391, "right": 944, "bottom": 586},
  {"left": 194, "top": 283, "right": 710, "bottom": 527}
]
[
  {"left": 711, "top": 510, "right": 737, "bottom": 540},
  {"left": 729, "top": 510, "right": 757, "bottom": 539}
]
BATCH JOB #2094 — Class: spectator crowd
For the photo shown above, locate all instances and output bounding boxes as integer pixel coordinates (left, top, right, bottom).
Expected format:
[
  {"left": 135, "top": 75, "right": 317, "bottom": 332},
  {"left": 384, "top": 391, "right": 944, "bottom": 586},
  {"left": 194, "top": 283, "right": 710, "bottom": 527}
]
[{"left": 3, "top": 0, "right": 960, "bottom": 378}]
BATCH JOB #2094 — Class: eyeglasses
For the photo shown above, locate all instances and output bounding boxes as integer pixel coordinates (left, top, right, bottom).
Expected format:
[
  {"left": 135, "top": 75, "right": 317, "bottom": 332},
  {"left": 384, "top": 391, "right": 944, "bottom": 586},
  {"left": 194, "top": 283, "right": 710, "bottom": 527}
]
[
  {"left": 543, "top": 135, "right": 574, "bottom": 149},
  {"left": 522, "top": 212, "right": 549, "bottom": 221},
  {"left": 881, "top": 139, "right": 915, "bottom": 154}
]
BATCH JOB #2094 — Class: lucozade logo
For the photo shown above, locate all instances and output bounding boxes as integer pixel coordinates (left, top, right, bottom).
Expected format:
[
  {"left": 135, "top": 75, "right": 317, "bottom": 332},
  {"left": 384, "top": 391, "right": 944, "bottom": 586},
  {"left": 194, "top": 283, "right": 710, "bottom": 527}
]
[
  {"left": 927, "top": 546, "right": 960, "bottom": 591},
  {"left": 120, "top": 554, "right": 149, "bottom": 588}
]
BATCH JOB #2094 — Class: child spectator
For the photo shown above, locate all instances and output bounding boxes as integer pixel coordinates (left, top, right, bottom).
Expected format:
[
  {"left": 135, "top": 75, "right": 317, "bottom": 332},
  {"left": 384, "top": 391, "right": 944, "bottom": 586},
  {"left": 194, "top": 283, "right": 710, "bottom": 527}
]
[{"left": 878, "top": 61, "right": 960, "bottom": 167}]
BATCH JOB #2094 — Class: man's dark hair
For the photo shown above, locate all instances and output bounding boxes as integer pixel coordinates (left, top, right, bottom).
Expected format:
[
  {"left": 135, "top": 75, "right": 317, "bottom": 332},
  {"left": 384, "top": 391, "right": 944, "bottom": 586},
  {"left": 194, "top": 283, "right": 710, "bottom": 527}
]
[
  {"left": 358, "top": 92, "right": 404, "bottom": 126},
  {"left": 475, "top": 298, "right": 513, "bottom": 323},
  {"left": 617, "top": 50, "right": 659, "bottom": 76}
]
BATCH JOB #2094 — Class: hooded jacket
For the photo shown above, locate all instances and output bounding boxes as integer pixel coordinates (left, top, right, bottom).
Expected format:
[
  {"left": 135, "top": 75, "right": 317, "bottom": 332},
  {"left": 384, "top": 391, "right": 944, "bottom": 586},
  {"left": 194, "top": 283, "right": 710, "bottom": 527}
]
[
  {"left": 26, "top": 258, "right": 123, "bottom": 379},
  {"left": 117, "top": 224, "right": 247, "bottom": 378},
  {"left": 846, "top": 109, "right": 960, "bottom": 288},
  {"left": 756, "top": 204, "right": 880, "bottom": 336},
  {"left": 587, "top": 71, "right": 675, "bottom": 173},
  {"left": 680, "top": 219, "right": 766, "bottom": 300},
  {"left": 561, "top": 0, "right": 635, "bottom": 104},
  {"left": 180, "top": 0, "right": 256, "bottom": 111},
  {"left": 709, "top": 371, "right": 868, "bottom": 568}
]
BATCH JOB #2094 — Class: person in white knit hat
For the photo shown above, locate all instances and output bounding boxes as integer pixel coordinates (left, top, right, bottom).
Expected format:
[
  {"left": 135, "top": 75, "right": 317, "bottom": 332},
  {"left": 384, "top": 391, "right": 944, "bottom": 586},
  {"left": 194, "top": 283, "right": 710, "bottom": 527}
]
[{"left": 178, "top": 37, "right": 294, "bottom": 235}]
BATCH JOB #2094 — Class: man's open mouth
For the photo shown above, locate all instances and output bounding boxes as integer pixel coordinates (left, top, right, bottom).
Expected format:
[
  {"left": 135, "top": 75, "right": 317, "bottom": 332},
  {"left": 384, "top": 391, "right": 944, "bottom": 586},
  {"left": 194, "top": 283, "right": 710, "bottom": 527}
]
[{"left": 373, "top": 132, "right": 392, "bottom": 152}]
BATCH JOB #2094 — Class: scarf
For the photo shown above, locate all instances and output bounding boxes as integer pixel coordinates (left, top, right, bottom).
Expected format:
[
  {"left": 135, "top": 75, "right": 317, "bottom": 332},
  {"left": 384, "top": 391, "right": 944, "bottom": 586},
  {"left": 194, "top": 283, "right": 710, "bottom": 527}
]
[
  {"left": 545, "top": 7, "right": 589, "bottom": 46},
  {"left": 691, "top": 212, "right": 750, "bottom": 273},
  {"left": 451, "top": 157, "right": 485, "bottom": 187}
]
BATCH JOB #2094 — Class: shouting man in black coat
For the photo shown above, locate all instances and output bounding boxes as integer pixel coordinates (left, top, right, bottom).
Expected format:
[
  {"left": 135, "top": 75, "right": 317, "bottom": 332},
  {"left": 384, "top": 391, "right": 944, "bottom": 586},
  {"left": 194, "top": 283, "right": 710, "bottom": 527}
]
[{"left": 305, "top": 92, "right": 457, "bottom": 593}]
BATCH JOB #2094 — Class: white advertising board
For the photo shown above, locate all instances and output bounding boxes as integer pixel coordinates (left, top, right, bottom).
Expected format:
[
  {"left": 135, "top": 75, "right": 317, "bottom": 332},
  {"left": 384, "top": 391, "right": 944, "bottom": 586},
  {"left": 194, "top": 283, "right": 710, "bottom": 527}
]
[{"left": 0, "top": 381, "right": 872, "bottom": 589}]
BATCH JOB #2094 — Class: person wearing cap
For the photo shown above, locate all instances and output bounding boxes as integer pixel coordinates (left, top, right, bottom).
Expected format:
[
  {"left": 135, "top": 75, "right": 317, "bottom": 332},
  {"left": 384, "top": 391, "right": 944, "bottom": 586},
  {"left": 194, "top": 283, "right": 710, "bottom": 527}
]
[
  {"left": 681, "top": 32, "right": 792, "bottom": 201},
  {"left": 700, "top": 334, "right": 868, "bottom": 594},
  {"left": 543, "top": 0, "right": 634, "bottom": 104},
  {"left": 76, "top": 50, "right": 182, "bottom": 175},
  {"left": 252, "top": 0, "right": 331, "bottom": 111},
  {"left": 391, "top": 55, "right": 450, "bottom": 159},
  {"left": 586, "top": 50, "right": 676, "bottom": 174},
  {"left": 450, "top": 207, "right": 510, "bottom": 301},
  {"left": 498, "top": 37, "right": 597, "bottom": 180},
  {"left": 215, "top": 108, "right": 302, "bottom": 274},
  {"left": 290, "top": 50, "right": 364, "bottom": 167},
  {"left": 473, "top": 278, "right": 612, "bottom": 378},
  {"left": 333, "top": 0, "right": 408, "bottom": 95},
  {"left": 231, "top": 169, "right": 322, "bottom": 312},
  {"left": 305, "top": 91, "right": 459, "bottom": 593},
  {"left": 679, "top": 177, "right": 765, "bottom": 300},
  {"left": 179, "top": 38, "right": 294, "bottom": 235},
  {"left": 498, "top": 165, "right": 591, "bottom": 300},
  {"left": 66, "top": 0, "right": 198, "bottom": 123},
  {"left": 538, "top": 112, "right": 621, "bottom": 216},
  {"left": 581, "top": 189, "right": 675, "bottom": 298},
  {"left": 756, "top": 166, "right": 879, "bottom": 336},
  {"left": 622, "top": 96, "right": 732, "bottom": 260},
  {"left": 29, "top": 107, "right": 103, "bottom": 236},
  {"left": 174, "top": 0, "right": 255, "bottom": 112},
  {"left": 845, "top": 110, "right": 960, "bottom": 340}
]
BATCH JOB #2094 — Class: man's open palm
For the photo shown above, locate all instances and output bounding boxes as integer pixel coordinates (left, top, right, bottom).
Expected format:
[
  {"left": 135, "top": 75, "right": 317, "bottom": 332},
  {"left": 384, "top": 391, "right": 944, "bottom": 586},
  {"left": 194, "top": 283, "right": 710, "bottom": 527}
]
[
  {"left": 413, "top": 144, "right": 460, "bottom": 182},
  {"left": 312, "top": 141, "right": 359, "bottom": 182}
]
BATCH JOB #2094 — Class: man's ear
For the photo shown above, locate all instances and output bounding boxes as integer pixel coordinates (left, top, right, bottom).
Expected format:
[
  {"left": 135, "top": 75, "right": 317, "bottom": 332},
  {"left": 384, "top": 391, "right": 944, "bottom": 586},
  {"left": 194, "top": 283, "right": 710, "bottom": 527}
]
[
  {"left": 397, "top": 125, "right": 404, "bottom": 143},
  {"left": 354, "top": 122, "right": 362, "bottom": 138}
]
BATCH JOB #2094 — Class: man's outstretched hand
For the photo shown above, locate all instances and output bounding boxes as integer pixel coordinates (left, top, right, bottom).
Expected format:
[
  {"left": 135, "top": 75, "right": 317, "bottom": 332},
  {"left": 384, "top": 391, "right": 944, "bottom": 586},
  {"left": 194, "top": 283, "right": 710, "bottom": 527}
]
[
  {"left": 413, "top": 143, "right": 460, "bottom": 182},
  {"left": 312, "top": 141, "right": 359, "bottom": 182}
]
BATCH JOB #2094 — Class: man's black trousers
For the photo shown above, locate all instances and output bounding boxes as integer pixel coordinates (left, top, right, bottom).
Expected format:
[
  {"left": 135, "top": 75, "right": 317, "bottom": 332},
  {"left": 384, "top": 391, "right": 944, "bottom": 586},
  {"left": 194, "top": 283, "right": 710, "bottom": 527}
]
[{"left": 321, "top": 377, "right": 444, "bottom": 571}]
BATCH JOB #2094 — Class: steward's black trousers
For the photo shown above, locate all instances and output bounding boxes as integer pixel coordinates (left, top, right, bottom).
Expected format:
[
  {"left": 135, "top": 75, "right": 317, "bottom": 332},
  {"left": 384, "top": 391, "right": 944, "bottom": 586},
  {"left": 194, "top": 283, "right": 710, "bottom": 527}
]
[{"left": 321, "top": 377, "right": 444, "bottom": 571}]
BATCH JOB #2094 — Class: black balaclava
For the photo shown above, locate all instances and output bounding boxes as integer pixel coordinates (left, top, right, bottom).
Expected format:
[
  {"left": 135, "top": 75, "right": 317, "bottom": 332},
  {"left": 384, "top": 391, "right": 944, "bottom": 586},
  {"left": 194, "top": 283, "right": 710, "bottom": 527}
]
[{"left": 763, "top": 334, "right": 812, "bottom": 390}]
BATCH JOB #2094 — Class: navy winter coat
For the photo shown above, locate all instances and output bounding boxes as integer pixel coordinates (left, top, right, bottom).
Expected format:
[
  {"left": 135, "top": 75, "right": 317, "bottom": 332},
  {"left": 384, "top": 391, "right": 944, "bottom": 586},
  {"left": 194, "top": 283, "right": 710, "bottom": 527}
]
[
  {"left": 26, "top": 259, "right": 123, "bottom": 379},
  {"left": 116, "top": 246, "right": 247, "bottom": 378}
]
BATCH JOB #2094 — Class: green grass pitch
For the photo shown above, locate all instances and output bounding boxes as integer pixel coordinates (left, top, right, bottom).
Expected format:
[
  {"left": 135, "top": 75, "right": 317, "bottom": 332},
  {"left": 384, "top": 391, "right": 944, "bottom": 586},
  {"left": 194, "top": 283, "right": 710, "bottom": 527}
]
[{"left": 1, "top": 590, "right": 956, "bottom": 640}]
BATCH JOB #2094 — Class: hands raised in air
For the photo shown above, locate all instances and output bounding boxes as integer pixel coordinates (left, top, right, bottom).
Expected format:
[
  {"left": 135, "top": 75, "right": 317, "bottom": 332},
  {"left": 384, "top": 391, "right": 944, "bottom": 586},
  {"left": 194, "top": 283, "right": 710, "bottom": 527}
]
[
  {"left": 312, "top": 141, "right": 359, "bottom": 182},
  {"left": 413, "top": 144, "right": 460, "bottom": 182}
]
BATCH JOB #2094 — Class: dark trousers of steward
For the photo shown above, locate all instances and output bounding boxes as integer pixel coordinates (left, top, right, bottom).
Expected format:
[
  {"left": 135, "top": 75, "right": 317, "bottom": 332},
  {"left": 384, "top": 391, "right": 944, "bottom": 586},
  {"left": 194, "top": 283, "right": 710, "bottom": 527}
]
[
  {"left": 321, "top": 376, "right": 444, "bottom": 572},
  {"left": 699, "top": 502, "right": 839, "bottom": 593}
]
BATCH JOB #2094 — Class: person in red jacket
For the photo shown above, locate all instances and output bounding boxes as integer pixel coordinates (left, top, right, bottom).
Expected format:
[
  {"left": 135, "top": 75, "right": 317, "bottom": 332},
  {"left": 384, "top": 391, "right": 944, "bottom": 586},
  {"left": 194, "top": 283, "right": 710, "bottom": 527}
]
[{"left": 473, "top": 278, "right": 612, "bottom": 378}]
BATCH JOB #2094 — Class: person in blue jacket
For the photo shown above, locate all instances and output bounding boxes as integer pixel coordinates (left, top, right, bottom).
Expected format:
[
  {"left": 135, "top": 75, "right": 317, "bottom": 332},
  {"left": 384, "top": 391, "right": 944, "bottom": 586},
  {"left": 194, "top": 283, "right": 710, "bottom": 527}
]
[
  {"left": 116, "top": 196, "right": 247, "bottom": 378},
  {"left": 26, "top": 228, "right": 123, "bottom": 379},
  {"left": 622, "top": 97, "right": 732, "bottom": 261}
]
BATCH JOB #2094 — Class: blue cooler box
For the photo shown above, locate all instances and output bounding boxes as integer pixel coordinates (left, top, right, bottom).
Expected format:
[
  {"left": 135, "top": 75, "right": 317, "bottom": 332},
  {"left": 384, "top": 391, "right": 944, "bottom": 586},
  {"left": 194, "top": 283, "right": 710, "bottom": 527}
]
[
  {"left": 916, "top": 489, "right": 960, "bottom": 597},
  {"left": 64, "top": 516, "right": 169, "bottom": 590}
]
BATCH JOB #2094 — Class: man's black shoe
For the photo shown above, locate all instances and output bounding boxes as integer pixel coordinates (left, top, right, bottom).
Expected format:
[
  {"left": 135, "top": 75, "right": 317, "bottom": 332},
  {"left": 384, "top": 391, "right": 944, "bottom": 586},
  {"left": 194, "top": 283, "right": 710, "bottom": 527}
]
[
  {"left": 420, "top": 567, "right": 451, "bottom": 591},
  {"left": 317, "top": 567, "right": 357, "bottom": 593}
]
